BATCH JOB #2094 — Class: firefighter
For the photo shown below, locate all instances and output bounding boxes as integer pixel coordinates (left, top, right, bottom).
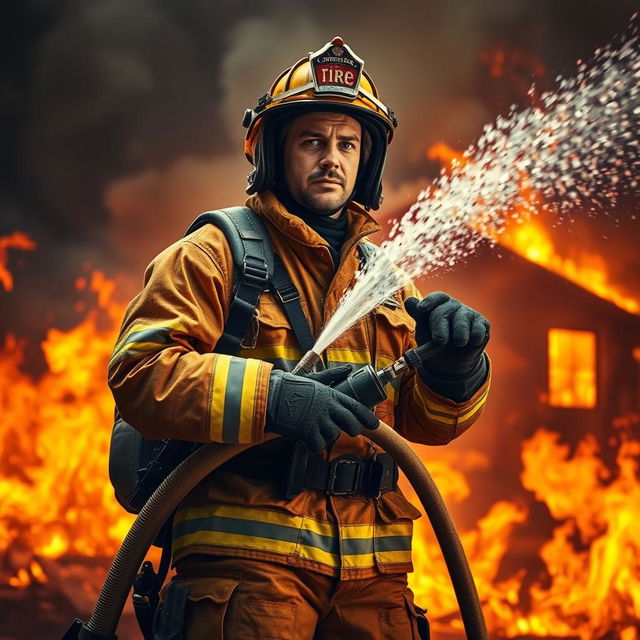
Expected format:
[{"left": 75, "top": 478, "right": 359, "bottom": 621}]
[{"left": 108, "top": 37, "right": 490, "bottom": 639}]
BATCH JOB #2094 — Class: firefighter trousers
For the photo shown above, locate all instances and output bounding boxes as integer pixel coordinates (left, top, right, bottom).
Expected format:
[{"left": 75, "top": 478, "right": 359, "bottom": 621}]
[{"left": 154, "top": 555, "right": 430, "bottom": 639}]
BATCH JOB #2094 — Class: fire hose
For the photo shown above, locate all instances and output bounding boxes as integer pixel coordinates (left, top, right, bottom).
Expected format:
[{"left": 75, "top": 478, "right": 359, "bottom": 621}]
[{"left": 64, "top": 345, "right": 488, "bottom": 640}]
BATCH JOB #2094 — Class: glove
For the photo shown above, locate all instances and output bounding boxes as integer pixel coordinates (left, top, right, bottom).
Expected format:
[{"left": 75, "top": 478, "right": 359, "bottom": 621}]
[
  {"left": 405, "top": 292, "right": 490, "bottom": 401},
  {"left": 265, "top": 364, "right": 379, "bottom": 452}
]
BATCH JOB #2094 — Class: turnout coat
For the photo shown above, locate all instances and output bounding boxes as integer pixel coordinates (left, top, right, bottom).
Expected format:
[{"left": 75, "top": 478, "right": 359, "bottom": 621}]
[{"left": 108, "top": 190, "right": 490, "bottom": 580}]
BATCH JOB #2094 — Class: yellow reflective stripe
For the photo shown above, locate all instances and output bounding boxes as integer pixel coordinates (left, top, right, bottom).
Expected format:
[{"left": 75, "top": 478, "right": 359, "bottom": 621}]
[
  {"left": 377, "top": 522, "right": 412, "bottom": 536},
  {"left": 175, "top": 503, "right": 336, "bottom": 535},
  {"left": 458, "top": 386, "right": 490, "bottom": 423},
  {"left": 413, "top": 382, "right": 490, "bottom": 426},
  {"left": 376, "top": 550, "right": 413, "bottom": 564},
  {"left": 343, "top": 552, "right": 375, "bottom": 568},
  {"left": 298, "top": 543, "right": 339, "bottom": 566},
  {"left": 109, "top": 318, "right": 186, "bottom": 366},
  {"left": 412, "top": 387, "right": 458, "bottom": 425},
  {"left": 238, "top": 360, "right": 261, "bottom": 443},
  {"left": 173, "top": 506, "right": 412, "bottom": 571},
  {"left": 172, "top": 530, "right": 297, "bottom": 556},
  {"left": 341, "top": 523, "right": 374, "bottom": 538},
  {"left": 209, "top": 355, "right": 231, "bottom": 441},
  {"left": 326, "top": 348, "right": 371, "bottom": 364},
  {"left": 237, "top": 344, "right": 302, "bottom": 362}
]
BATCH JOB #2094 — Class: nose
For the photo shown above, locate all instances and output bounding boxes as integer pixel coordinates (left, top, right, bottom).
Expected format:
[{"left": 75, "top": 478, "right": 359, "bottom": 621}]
[{"left": 319, "top": 141, "right": 340, "bottom": 170}]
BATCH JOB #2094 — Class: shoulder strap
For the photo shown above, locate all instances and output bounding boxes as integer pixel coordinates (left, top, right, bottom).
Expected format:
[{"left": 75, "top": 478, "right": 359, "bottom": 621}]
[
  {"left": 185, "top": 207, "right": 273, "bottom": 356},
  {"left": 185, "top": 206, "right": 316, "bottom": 359}
]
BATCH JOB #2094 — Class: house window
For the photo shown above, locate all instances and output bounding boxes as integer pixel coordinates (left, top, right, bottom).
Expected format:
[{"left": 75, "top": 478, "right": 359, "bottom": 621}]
[{"left": 548, "top": 329, "right": 597, "bottom": 408}]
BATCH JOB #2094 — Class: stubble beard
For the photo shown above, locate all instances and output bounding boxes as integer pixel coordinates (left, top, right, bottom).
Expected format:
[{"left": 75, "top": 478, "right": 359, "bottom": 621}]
[{"left": 297, "top": 189, "right": 350, "bottom": 216}]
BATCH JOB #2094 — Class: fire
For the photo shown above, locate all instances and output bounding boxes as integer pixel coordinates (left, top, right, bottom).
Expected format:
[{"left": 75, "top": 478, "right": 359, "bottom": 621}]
[
  {"left": 1, "top": 237, "right": 638, "bottom": 639},
  {"left": 498, "top": 215, "right": 640, "bottom": 315},
  {"left": 408, "top": 417, "right": 640, "bottom": 638},
  {"left": 0, "top": 232, "right": 37, "bottom": 291},
  {"left": 0, "top": 269, "right": 133, "bottom": 587},
  {"left": 426, "top": 141, "right": 640, "bottom": 315}
]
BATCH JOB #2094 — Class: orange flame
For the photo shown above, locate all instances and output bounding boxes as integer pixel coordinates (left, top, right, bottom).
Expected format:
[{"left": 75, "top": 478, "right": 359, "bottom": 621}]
[
  {"left": 0, "top": 269, "right": 133, "bottom": 587},
  {"left": 0, "top": 232, "right": 37, "bottom": 292},
  {"left": 426, "top": 141, "right": 640, "bottom": 315},
  {"left": 1, "top": 230, "right": 638, "bottom": 639},
  {"left": 408, "top": 419, "right": 640, "bottom": 637}
]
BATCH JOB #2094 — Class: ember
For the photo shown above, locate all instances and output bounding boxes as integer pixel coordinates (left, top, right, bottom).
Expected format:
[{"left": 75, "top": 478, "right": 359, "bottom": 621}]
[{"left": 0, "top": 232, "right": 36, "bottom": 292}]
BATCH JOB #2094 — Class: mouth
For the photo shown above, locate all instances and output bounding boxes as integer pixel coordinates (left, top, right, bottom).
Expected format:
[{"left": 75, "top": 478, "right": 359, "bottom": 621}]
[{"left": 311, "top": 178, "right": 343, "bottom": 187}]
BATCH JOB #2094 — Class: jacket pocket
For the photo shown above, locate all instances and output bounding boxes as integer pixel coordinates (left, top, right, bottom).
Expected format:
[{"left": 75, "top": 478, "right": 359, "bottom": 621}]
[
  {"left": 376, "top": 488, "right": 422, "bottom": 523},
  {"left": 156, "top": 576, "right": 239, "bottom": 640}
]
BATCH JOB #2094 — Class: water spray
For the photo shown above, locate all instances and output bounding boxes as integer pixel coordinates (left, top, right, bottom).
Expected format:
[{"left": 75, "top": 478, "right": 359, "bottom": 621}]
[{"left": 311, "top": 17, "right": 640, "bottom": 357}]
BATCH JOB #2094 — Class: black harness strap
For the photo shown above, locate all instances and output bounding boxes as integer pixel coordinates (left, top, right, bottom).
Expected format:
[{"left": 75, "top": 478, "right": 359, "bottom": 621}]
[
  {"left": 271, "top": 254, "right": 316, "bottom": 356},
  {"left": 186, "top": 207, "right": 273, "bottom": 356}
]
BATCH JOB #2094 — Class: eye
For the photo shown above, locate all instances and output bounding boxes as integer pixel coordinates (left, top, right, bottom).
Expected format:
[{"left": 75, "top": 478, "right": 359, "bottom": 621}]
[
  {"left": 340, "top": 141, "right": 357, "bottom": 151},
  {"left": 302, "top": 138, "right": 322, "bottom": 147}
]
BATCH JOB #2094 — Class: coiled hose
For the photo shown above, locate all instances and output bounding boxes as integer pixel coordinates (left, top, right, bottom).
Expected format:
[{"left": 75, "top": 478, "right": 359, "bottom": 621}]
[{"left": 82, "top": 424, "right": 487, "bottom": 639}]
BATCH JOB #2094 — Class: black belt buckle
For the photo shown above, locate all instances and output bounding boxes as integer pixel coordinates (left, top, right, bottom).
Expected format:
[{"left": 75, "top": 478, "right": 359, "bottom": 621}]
[{"left": 328, "top": 456, "right": 362, "bottom": 496}]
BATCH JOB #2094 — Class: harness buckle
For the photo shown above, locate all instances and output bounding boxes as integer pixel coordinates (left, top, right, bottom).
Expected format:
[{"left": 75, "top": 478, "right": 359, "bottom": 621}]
[
  {"left": 275, "top": 282, "right": 300, "bottom": 304},
  {"left": 242, "top": 256, "right": 269, "bottom": 288}
]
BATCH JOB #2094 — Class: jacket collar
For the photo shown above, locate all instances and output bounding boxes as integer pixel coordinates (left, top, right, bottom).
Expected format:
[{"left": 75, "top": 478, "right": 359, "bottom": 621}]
[{"left": 246, "top": 190, "right": 381, "bottom": 249}]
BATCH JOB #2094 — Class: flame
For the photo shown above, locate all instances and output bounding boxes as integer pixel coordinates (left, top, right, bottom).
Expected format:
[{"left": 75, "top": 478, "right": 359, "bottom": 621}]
[
  {"left": 0, "top": 269, "right": 134, "bottom": 587},
  {"left": 0, "top": 232, "right": 37, "bottom": 292},
  {"left": 408, "top": 417, "right": 640, "bottom": 638},
  {"left": 498, "top": 215, "right": 640, "bottom": 315},
  {"left": 426, "top": 141, "right": 640, "bottom": 315}
]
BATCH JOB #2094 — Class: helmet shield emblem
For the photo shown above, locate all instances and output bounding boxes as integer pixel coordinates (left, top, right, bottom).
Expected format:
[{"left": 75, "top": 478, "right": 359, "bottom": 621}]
[{"left": 309, "top": 37, "right": 364, "bottom": 99}]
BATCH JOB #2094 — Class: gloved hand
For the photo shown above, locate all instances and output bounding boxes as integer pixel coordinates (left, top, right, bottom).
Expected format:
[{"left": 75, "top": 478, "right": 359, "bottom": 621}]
[
  {"left": 405, "top": 292, "right": 490, "bottom": 375},
  {"left": 266, "top": 364, "right": 379, "bottom": 452},
  {"left": 405, "top": 292, "right": 490, "bottom": 403}
]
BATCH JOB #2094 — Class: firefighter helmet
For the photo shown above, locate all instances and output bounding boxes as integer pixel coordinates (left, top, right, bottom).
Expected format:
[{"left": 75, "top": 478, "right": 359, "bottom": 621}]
[{"left": 242, "top": 37, "right": 398, "bottom": 210}]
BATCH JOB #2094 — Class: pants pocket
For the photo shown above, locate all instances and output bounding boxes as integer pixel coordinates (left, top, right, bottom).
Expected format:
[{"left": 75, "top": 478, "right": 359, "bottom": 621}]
[
  {"left": 404, "top": 593, "right": 430, "bottom": 640},
  {"left": 234, "top": 597, "right": 297, "bottom": 640},
  {"left": 378, "top": 605, "right": 415, "bottom": 639},
  {"left": 155, "top": 576, "right": 240, "bottom": 640}
]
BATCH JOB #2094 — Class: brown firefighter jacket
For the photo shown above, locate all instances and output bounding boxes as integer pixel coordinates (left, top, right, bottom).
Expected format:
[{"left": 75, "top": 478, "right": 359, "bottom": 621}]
[{"left": 108, "top": 190, "right": 490, "bottom": 580}]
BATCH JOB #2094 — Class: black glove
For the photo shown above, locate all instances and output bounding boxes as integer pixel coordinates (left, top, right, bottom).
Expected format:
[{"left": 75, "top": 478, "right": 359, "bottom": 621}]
[
  {"left": 405, "top": 292, "right": 490, "bottom": 401},
  {"left": 265, "top": 364, "right": 379, "bottom": 452}
]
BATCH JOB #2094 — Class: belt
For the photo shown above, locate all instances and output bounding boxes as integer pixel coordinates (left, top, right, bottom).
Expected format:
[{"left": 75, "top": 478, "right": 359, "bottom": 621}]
[{"left": 219, "top": 442, "right": 398, "bottom": 500}]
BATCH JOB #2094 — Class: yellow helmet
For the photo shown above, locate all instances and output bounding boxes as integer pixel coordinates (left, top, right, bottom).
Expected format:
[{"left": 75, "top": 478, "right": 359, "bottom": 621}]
[{"left": 242, "top": 37, "right": 398, "bottom": 210}]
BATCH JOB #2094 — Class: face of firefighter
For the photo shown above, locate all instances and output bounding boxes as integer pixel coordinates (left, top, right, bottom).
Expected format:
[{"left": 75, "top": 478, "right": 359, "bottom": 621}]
[{"left": 283, "top": 111, "right": 362, "bottom": 218}]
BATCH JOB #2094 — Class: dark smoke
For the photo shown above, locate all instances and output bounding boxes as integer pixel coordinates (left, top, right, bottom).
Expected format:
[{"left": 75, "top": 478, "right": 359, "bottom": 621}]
[{"left": 1, "top": 0, "right": 639, "bottom": 342}]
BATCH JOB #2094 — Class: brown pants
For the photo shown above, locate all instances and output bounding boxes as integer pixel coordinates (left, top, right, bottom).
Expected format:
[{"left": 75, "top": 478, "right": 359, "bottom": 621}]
[{"left": 155, "top": 556, "right": 429, "bottom": 640}]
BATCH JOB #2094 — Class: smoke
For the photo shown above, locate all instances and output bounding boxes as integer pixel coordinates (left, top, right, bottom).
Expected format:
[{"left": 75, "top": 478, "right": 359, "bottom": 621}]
[{"left": 2, "top": 0, "right": 639, "bottom": 338}]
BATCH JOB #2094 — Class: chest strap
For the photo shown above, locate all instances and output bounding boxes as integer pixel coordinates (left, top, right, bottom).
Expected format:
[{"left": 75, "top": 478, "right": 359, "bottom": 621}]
[{"left": 271, "top": 254, "right": 316, "bottom": 356}]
